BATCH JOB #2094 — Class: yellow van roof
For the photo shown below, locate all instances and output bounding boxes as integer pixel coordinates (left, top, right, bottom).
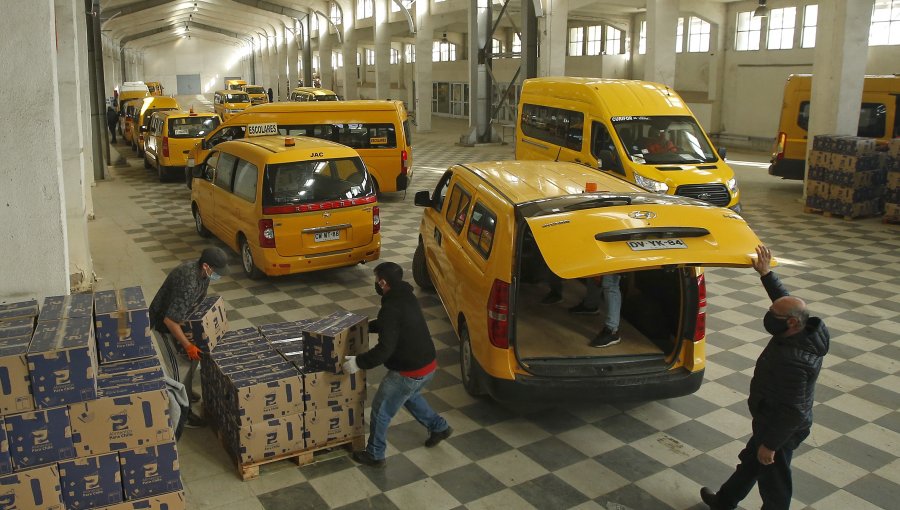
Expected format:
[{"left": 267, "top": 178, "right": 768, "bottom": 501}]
[
  {"left": 220, "top": 135, "right": 360, "bottom": 163},
  {"left": 523, "top": 77, "right": 692, "bottom": 117},
  {"left": 785, "top": 74, "right": 900, "bottom": 93},
  {"left": 140, "top": 96, "right": 179, "bottom": 113},
  {"left": 291, "top": 87, "right": 338, "bottom": 96},
  {"left": 155, "top": 110, "right": 218, "bottom": 119},
  {"left": 240, "top": 100, "right": 403, "bottom": 115}
]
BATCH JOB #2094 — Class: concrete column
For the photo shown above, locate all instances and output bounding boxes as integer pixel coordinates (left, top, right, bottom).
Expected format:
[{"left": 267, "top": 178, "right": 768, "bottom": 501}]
[
  {"left": 539, "top": 0, "right": 568, "bottom": 76},
  {"left": 374, "top": 0, "right": 391, "bottom": 99},
  {"left": 0, "top": 0, "right": 69, "bottom": 299},
  {"left": 643, "top": 0, "right": 678, "bottom": 87},
  {"left": 268, "top": 36, "right": 278, "bottom": 98},
  {"left": 301, "top": 16, "right": 313, "bottom": 87},
  {"left": 414, "top": 0, "right": 432, "bottom": 131},
  {"left": 278, "top": 26, "right": 288, "bottom": 100},
  {"left": 55, "top": 0, "right": 94, "bottom": 291},
  {"left": 521, "top": 0, "right": 538, "bottom": 80},
  {"left": 805, "top": 0, "right": 874, "bottom": 182},
  {"left": 341, "top": 3, "right": 359, "bottom": 99},
  {"left": 76, "top": 0, "right": 95, "bottom": 220},
  {"left": 319, "top": 17, "right": 334, "bottom": 91},
  {"left": 288, "top": 21, "right": 299, "bottom": 90}
]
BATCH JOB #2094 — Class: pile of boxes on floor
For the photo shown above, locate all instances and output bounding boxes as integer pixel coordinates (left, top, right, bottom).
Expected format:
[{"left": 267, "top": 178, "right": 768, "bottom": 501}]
[
  {"left": 200, "top": 312, "right": 368, "bottom": 469},
  {"left": 883, "top": 140, "right": 900, "bottom": 222},
  {"left": 805, "top": 135, "right": 900, "bottom": 219},
  {"left": 0, "top": 288, "right": 183, "bottom": 510}
]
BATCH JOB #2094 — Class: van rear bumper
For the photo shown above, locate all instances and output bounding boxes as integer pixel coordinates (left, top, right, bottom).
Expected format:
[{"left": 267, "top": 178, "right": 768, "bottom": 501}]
[
  {"left": 481, "top": 368, "right": 704, "bottom": 403},
  {"left": 260, "top": 241, "right": 380, "bottom": 276},
  {"left": 768, "top": 158, "right": 804, "bottom": 180}
]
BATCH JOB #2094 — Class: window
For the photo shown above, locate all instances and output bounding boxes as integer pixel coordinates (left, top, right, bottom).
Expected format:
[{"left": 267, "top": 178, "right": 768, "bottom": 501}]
[
  {"left": 202, "top": 152, "right": 219, "bottom": 181},
  {"left": 801, "top": 4, "right": 817, "bottom": 48},
  {"left": 310, "top": 13, "right": 319, "bottom": 33},
  {"left": 278, "top": 123, "right": 398, "bottom": 149},
  {"left": 433, "top": 41, "right": 457, "bottom": 61},
  {"left": 512, "top": 33, "right": 522, "bottom": 54},
  {"left": 796, "top": 101, "right": 888, "bottom": 138},
  {"left": 330, "top": 2, "right": 342, "bottom": 25},
  {"left": 214, "top": 152, "right": 237, "bottom": 190},
  {"left": 432, "top": 172, "right": 451, "bottom": 212},
  {"left": 520, "top": 104, "right": 584, "bottom": 152},
  {"left": 590, "top": 122, "right": 622, "bottom": 175},
  {"left": 334, "top": 51, "right": 343, "bottom": 68},
  {"left": 313, "top": 56, "right": 319, "bottom": 73},
  {"left": 492, "top": 38, "right": 502, "bottom": 55},
  {"left": 568, "top": 27, "right": 584, "bottom": 56},
  {"left": 357, "top": 51, "right": 361, "bottom": 66},
  {"left": 735, "top": 11, "right": 761, "bottom": 51},
  {"left": 611, "top": 116, "right": 718, "bottom": 164},
  {"left": 687, "top": 16, "right": 710, "bottom": 52},
  {"left": 168, "top": 116, "right": 220, "bottom": 138},
  {"left": 365, "top": 48, "right": 375, "bottom": 65},
  {"left": 587, "top": 25, "right": 603, "bottom": 55},
  {"left": 467, "top": 203, "right": 497, "bottom": 258},
  {"left": 232, "top": 159, "right": 258, "bottom": 203},
  {"left": 390, "top": 48, "right": 400, "bottom": 64},
  {"left": 639, "top": 20, "right": 647, "bottom": 54},
  {"left": 676, "top": 18, "right": 684, "bottom": 52},
  {"left": 870, "top": 0, "right": 900, "bottom": 45},
  {"left": 263, "top": 157, "right": 373, "bottom": 206},
  {"left": 405, "top": 43, "right": 416, "bottom": 63},
  {"left": 391, "top": 0, "right": 412, "bottom": 13},
  {"left": 445, "top": 184, "right": 472, "bottom": 234},
  {"left": 767, "top": 7, "right": 796, "bottom": 49},
  {"left": 606, "top": 26, "right": 622, "bottom": 54},
  {"left": 356, "top": 0, "right": 373, "bottom": 20}
]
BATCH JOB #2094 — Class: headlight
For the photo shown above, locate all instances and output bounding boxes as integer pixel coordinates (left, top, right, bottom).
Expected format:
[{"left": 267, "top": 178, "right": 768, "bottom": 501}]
[
  {"left": 633, "top": 173, "right": 669, "bottom": 193},
  {"left": 727, "top": 178, "right": 739, "bottom": 195}
]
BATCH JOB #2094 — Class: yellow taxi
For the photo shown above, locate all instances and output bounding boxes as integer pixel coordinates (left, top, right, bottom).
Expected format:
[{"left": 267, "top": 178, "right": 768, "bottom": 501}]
[
  {"left": 144, "top": 109, "right": 220, "bottom": 182},
  {"left": 213, "top": 90, "right": 251, "bottom": 121},
  {"left": 242, "top": 85, "right": 269, "bottom": 105},
  {"left": 190, "top": 135, "right": 380, "bottom": 278},
  {"left": 145, "top": 81, "right": 164, "bottom": 96},
  {"left": 412, "top": 160, "right": 763, "bottom": 402},
  {"left": 135, "top": 96, "right": 180, "bottom": 155},
  {"left": 289, "top": 87, "right": 339, "bottom": 102}
]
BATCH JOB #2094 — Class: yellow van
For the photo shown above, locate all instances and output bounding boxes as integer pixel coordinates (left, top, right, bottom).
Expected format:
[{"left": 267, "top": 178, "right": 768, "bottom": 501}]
[
  {"left": 190, "top": 135, "right": 380, "bottom": 278},
  {"left": 117, "top": 82, "right": 150, "bottom": 130},
  {"left": 516, "top": 77, "right": 741, "bottom": 212},
  {"left": 225, "top": 79, "right": 248, "bottom": 91},
  {"left": 120, "top": 99, "right": 144, "bottom": 144},
  {"left": 186, "top": 100, "right": 413, "bottom": 193},
  {"left": 145, "top": 81, "right": 164, "bottom": 96},
  {"left": 412, "top": 160, "right": 763, "bottom": 401},
  {"left": 770, "top": 74, "right": 900, "bottom": 179},
  {"left": 290, "top": 87, "right": 340, "bottom": 102},
  {"left": 134, "top": 96, "right": 180, "bottom": 155},
  {"left": 214, "top": 90, "right": 252, "bottom": 121},
  {"left": 242, "top": 85, "right": 269, "bottom": 105},
  {"left": 145, "top": 110, "right": 221, "bottom": 182}
]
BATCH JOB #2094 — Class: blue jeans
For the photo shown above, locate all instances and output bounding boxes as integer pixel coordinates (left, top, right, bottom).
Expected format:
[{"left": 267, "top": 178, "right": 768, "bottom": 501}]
[
  {"left": 582, "top": 275, "right": 622, "bottom": 331},
  {"left": 367, "top": 370, "right": 448, "bottom": 460}
]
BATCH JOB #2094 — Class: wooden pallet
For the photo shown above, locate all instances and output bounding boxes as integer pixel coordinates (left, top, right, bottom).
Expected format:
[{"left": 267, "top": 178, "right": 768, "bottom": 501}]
[{"left": 234, "top": 435, "right": 366, "bottom": 481}]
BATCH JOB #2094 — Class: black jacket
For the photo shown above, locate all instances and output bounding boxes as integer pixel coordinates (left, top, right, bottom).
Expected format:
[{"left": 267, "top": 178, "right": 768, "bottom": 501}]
[
  {"left": 749, "top": 272, "right": 829, "bottom": 451},
  {"left": 356, "top": 281, "right": 436, "bottom": 372}
]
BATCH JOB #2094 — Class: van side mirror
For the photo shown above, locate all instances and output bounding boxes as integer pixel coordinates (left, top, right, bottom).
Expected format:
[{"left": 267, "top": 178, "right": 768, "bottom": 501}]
[
  {"left": 201, "top": 139, "right": 210, "bottom": 150},
  {"left": 191, "top": 165, "right": 204, "bottom": 178},
  {"left": 718, "top": 147, "right": 727, "bottom": 159},
  {"left": 413, "top": 190, "right": 431, "bottom": 207},
  {"left": 598, "top": 150, "right": 624, "bottom": 175}
]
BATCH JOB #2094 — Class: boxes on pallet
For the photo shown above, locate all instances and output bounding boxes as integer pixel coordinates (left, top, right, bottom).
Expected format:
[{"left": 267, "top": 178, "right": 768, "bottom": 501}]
[
  {"left": 303, "top": 312, "right": 369, "bottom": 374},
  {"left": 119, "top": 441, "right": 182, "bottom": 500},
  {"left": 38, "top": 294, "right": 93, "bottom": 322},
  {"left": 885, "top": 202, "right": 900, "bottom": 218},
  {"left": 96, "top": 490, "right": 185, "bottom": 510},
  {"left": 828, "top": 168, "right": 886, "bottom": 188},
  {"left": 4, "top": 405, "right": 75, "bottom": 470},
  {"left": 97, "top": 370, "right": 167, "bottom": 398},
  {"left": 304, "top": 398, "right": 365, "bottom": 448},
  {"left": 215, "top": 371, "right": 304, "bottom": 426},
  {"left": 0, "top": 418, "right": 11, "bottom": 475},
  {"left": 828, "top": 185, "right": 882, "bottom": 203},
  {"left": 179, "top": 296, "right": 227, "bottom": 353},
  {"left": 828, "top": 200, "right": 882, "bottom": 218},
  {"left": 58, "top": 452, "right": 122, "bottom": 509},
  {"left": 274, "top": 340, "right": 305, "bottom": 369},
  {"left": 888, "top": 138, "right": 900, "bottom": 158},
  {"left": 0, "top": 464, "right": 64, "bottom": 510},
  {"left": 69, "top": 388, "right": 173, "bottom": 457},
  {"left": 0, "top": 335, "right": 35, "bottom": 414},
  {"left": 97, "top": 354, "right": 161, "bottom": 379},
  {"left": 0, "top": 318, "right": 34, "bottom": 339},
  {"left": 94, "top": 287, "right": 154, "bottom": 363},
  {"left": 27, "top": 316, "right": 97, "bottom": 408},
  {"left": 887, "top": 170, "right": 900, "bottom": 190},
  {"left": 804, "top": 179, "right": 829, "bottom": 199},
  {"left": 231, "top": 414, "right": 306, "bottom": 464},
  {"left": 303, "top": 371, "right": 366, "bottom": 412},
  {"left": 0, "top": 299, "right": 39, "bottom": 322},
  {"left": 812, "top": 135, "right": 877, "bottom": 155}
]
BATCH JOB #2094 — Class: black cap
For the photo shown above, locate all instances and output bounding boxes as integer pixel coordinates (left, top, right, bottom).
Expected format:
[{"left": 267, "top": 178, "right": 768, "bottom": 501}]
[{"left": 199, "top": 247, "right": 229, "bottom": 275}]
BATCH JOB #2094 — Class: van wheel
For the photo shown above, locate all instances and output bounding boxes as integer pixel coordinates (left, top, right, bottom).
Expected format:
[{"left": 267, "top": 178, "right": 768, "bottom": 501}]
[
  {"left": 240, "top": 237, "right": 264, "bottom": 280},
  {"left": 459, "top": 326, "right": 486, "bottom": 397},
  {"left": 193, "top": 206, "right": 211, "bottom": 238},
  {"left": 412, "top": 243, "right": 434, "bottom": 291}
]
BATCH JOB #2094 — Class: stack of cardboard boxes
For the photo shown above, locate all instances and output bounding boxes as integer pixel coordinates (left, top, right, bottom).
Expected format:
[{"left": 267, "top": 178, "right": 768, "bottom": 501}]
[
  {"left": 0, "top": 287, "right": 184, "bottom": 510},
  {"left": 805, "top": 135, "right": 887, "bottom": 218},
  {"left": 884, "top": 139, "right": 900, "bottom": 222}
]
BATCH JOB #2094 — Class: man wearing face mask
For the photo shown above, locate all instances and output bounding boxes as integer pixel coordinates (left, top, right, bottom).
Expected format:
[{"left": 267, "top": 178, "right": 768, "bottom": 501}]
[
  {"left": 701, "top": 245, "right": 829, "bottom": 510},
  {"left": 149, "top": 247, "right": 229, "bottom": 430},
  {"left": 343, "top": 261, "right": 452, "bottom": 468}
]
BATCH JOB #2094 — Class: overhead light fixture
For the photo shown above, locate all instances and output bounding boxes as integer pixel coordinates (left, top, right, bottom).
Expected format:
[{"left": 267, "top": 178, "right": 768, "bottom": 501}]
[
  {"left": 753, "top": 0, "right": 768, "bottom": 18},
  {"left": 441, "top": 32, "right": 448, "bottom": 43},
  {"left": 193, "top": 2, "right": 199, "bottom": 13}
]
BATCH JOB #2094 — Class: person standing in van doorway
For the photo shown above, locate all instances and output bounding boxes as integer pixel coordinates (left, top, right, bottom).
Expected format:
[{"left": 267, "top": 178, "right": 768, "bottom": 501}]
[
  {"left": 568, "top": 275, "right": 623, "bottom": 348},
  {"left": 700, "top": 245, "right": 829, "bottom": 510},
  {"left": 343, "top": 262, "right": 452, "bottom": 468},
  {"left": 106, "top": 105, "right": 119, "bottom": 143}
]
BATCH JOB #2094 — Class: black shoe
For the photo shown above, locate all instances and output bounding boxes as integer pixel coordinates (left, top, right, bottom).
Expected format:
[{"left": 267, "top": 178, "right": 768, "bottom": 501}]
[
  {"left": 700, "top": 487, "right": 728, "bottom": 509},
  {"left": 184, "top": 411, "right": 207, "bottom": 428},
  {"left": 425, "top": 426, "right": 453, "bottom": 448},
  {"left": 541, "top": 291, "right": 563, "bottom": 305},
  {"left": 189, "top": 391, "right": 201, "bottom": 403},
  {"left": 590, "top": 328, "right": 620, "bottom": 348},
  {"left": 351, "top": 450, "right": 385, "bottom": 468},
  {"left": 569, "top": 302, "right": 600, "bottom": 315}
]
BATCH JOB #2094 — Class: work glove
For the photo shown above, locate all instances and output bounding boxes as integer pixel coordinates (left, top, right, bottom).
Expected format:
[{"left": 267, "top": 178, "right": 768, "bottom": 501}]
[
  {"left": 184, "top": 343, "right": 202, "bottom": 361},
  {"left": 342, "top": 355, "right": 360, "bottom": 375}
]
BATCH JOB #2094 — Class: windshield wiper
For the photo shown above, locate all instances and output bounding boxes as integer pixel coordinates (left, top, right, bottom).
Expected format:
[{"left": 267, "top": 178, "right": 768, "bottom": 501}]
[{"left": 563, "top": 196, "right": 633, "bottom": 211}]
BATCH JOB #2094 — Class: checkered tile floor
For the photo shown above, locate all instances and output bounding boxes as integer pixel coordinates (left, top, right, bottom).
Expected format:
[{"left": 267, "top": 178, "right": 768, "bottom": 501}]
[{"left": 89, "top": 115, "right": 900, "bottom": 510}]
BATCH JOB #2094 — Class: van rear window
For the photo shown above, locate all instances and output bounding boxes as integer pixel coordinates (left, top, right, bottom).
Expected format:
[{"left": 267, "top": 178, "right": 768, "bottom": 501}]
[
  {"left": 279, "top": 124, "right": 398, "bottom": 149},
  {"left": 245, "top": 86, "right": 266, "bottom": 94},
  {"left": 262, "top": 157, "right": 375, "bottom": 206},
  {"left": 521, "top": 103, "right": 584, "bottom": 151},
  {"left": 168, "top": 116, "right": 220, "bottom": 138}
]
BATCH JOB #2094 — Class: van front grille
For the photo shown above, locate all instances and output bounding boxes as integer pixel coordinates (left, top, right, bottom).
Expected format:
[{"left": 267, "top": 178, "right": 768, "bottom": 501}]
[{"left": 675, "top": 184, "right": 730, "bottom": 207}]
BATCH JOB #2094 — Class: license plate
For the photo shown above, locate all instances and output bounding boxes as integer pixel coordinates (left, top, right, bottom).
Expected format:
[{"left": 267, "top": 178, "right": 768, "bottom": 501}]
[
  {"left": 627, "top": 239, "right": 687, "bottom": 251},
  {"left": 314, "top": 230, "right": 341, "bottom": 242}
]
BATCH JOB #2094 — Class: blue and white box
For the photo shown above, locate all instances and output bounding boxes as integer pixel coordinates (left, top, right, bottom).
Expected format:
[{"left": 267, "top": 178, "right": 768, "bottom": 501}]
[
  {"left": 4, "top": 406, "right": 75, "bottom": 470},
  {"left": 27, "top": 317, "right": 97, "bottom": 408},
  {"left": 119, "top": 442, "right": 182, "bottom": 500},
  {"left": 38, "top": 294, "right": 93, "bottom": 322},
  {"left": 94, "top": 287, "right": 154, "bottom": 363},
  {"left": 58, "top": 452, "right": 123, "bottom": 509}
]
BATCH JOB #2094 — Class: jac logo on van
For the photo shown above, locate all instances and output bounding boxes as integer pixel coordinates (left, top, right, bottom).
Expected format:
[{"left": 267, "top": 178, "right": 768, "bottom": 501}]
[
  {"left": 628, "top": 211, "right": 656, "bottom": 220},
  {"left": 310, "top": 152, "right": 324, "bottom": 158}
]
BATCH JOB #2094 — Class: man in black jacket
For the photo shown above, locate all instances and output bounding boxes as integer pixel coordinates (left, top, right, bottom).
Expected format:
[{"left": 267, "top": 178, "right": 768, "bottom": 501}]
[
  {"left": 701, "top": 245, "right": 829, "bottom": 509},
  {"left": 343, "top": 262, "right": 452, "bottom": 467}
]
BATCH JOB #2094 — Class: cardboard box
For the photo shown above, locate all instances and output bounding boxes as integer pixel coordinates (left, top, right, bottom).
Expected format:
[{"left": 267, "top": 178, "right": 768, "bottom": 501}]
[
  {"left": 97, "top": 355, "right": 161, "bottom": 379},
  {"left": 119, "top": 442, "right": 182, "bottom": 500},
  {"left": 0, "top": 318, "right": 33, "bottom": 339},
  {"left": 0, "top": 418, "right": 11, "bottom": 475},
  {"left": 0, "top": 335, "right": 35, "bottom": 414},
  {"left": 98, "top": 378, "right": 167, "bottom": 399},
  {"left": 224, "top": 374, "right": 305, "bottom": 427},
  {"left": 38, "top": 294, "right": 93, "bottom": 322},
  {"left": 888, "top": 171, "right": 900, "bottom": 190},
  {"left": 259, "top": 319, "right": 317, "bottom": 337},
  {"left": 97, "top": 369, "right": 165, "bottom": 397},
  {"left": 303, "top": 371, "right": 366, "bottom": 412},
  {"left": 4, "top": 406, "right": 75, "bottom": 470},
  {"left": 0, "top": 299, "right": 39, "bottom": 323},
  {"left": 232, "top": 414, "right": 305, "bottom": 464},
  {"left": 58, "top": 452, "right": 122, "bottom": 509},
  {"left": 69, "top": 389, "right": 173, "bottom": 457},
  {"left": 179, "top": 296, "right": 227, "bottom": 353},
  {"left": 215, "top": 352, "right": 287, "bottom": 371},
  {"left": 94, "top": 287, "right": 154, "bottom": 363},
  {"left": 303, "top": 312, "right": 368, "bottom": 374},
  {"left": 827, "top": 199, "right": 882, "bottom": 218},
  {"left": 804, "top": 179, "right": 829, "bottom": 198},
  {"left": 96, "top": 490, "right": 185, "bottom": 510},
  {"left": 304, "top": 399, "right": 365, "bottom": 448},
  {"left": 27, "top": 317, "right": 97, "bottom": 408},
  {"left": 885, "top": 202, "right": 900, "bottom": 218},
  {"left": 0, "top": 464, "right": 64, "bottom": 510}
]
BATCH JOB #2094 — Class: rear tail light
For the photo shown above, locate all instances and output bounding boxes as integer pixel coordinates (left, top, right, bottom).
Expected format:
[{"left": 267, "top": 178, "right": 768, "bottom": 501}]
[
  {"left": 774, "top": 132, "right": 786, "bottom": 161},
  {"left": 258, "top": 219, "right": 275, "bottom": 248},
  {"left": 401, "top": 149, "right": 409, "bottom": 174},
  {"left": 693, "top": 273, "right": 707, "bottom": 342},
  {"left": 162, "top": 136, "right": 169, "bottom": 157},
  {"left": 487, "top": 279, "right": 510, "bottom": 349},
  {"left": 373, "top": 206, "right": 380, "bottom": 234}
]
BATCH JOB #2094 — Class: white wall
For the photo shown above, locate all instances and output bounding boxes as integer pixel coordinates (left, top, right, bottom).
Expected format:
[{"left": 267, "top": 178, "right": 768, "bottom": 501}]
[{"left": 142, "top": 38, "right": 251, "bottom": 95}]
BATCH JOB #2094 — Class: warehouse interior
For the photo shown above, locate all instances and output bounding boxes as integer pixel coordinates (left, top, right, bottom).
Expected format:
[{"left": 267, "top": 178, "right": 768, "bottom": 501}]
[{"left": 0, "top": 0, "right": 898, "bottom": 509}]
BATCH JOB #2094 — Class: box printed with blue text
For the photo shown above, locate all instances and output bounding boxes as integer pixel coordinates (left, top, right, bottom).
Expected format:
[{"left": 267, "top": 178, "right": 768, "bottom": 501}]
[
  {"left": 27, "top": 317, "right": 97, "bottom": 408},
  {"left": 94, "top": 287, "right": 154, "bottom": 363},
  {"left": 38, "top": 294, "right": 93, "bottom": 322},
  {"left": 178, "top": 296, "right": 227, "bottom": 353},
  {"left": 0, "top": 335, "right": 35, "bottom": 414},
  {"left": 303, "top": 312, "right": 368, "bottom": 374},
  {"left": 0, "top": 464, "right": 64, "bottom": 510},
  {"left": 3, "top": 406, "right": 75, "bottom": 470},
  {"left": 69, "top": 388, "right": 173, "bottom": 457},
  {"left": 0, "top": 299, "right": 39, "bottom": 322},
  {"left": 95, "top": 489, "right": 185, "bottom": 510},
  {"left": 119, "top": 441, "right": 182, "bottom": 500},
  {"left": 58, "top": 452, "right": 122, "bottom": 509}
]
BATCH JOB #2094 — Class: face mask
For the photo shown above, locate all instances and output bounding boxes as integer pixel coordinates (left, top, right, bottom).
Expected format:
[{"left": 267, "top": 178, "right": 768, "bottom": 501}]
[
  {"left": 374, "top": 282, "right": 384, "bottom": 296},
  {"left": 209, "top": 271, "right": 221, "bottom": 281},
  {"left": 763, "top": 311, "right": 789, "bottom": 336}
]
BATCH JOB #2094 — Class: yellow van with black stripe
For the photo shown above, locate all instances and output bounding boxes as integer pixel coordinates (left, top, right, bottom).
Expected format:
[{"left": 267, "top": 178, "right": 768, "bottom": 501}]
[
  {"left": 190, "top": 135, "right": 381, "bottom": 278},
  {"left": 145, "top": 109, "right": 220, "bottom": 182}
]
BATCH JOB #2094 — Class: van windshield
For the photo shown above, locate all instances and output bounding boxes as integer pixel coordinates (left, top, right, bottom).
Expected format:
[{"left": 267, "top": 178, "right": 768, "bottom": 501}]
[
  {"left": 279, "top": 124, "right": 398, "bottom": 149},
  {"left": 313, "top": 95, "right": 339, "bottom": 101},
  {"left": 262, "top": 157, "right": 375, "bottom": 206},
  {"left": 225, "top": 93, "right": 250, "bottom": 103},
  {"left": 611, "top": 116, "right": 717, "bottom": 164},
  {"left": 168, "top": 116, "right": 220, "bottom": 138},
  {"left": 245, "top": 86, "right": 265, "bottom": 94}
]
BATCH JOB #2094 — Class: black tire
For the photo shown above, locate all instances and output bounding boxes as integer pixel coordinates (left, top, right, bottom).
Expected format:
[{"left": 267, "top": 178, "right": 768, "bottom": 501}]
[
  {"left": 193, "top": 206, "right": 211, "bottom": 238},
  {"left": 144, "top": 155, "right": 152, "bottom": 170},
  {"left": 185, "top": 168, "right": 193, "bottom": 190},
  {"left": 412, "top": 243, "right": 434, "bottom": 291},
  {"left": 240, "top": 237, "right": 265, "bottom": 280},
  {"left": 157, "top": 164, "right": 168, "bottom": 182},
  {"left": 459, "top": 325, "right": 487, "bottom": 397}
]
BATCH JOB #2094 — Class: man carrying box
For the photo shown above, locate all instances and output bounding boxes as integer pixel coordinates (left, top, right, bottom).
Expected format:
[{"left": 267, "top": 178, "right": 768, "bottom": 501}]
[
  {"left": 149, "top": 247, "right": 228, "bottom": 429},
  {"left": 343, "top": 262, "right": 452, "bottom": 468}
]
